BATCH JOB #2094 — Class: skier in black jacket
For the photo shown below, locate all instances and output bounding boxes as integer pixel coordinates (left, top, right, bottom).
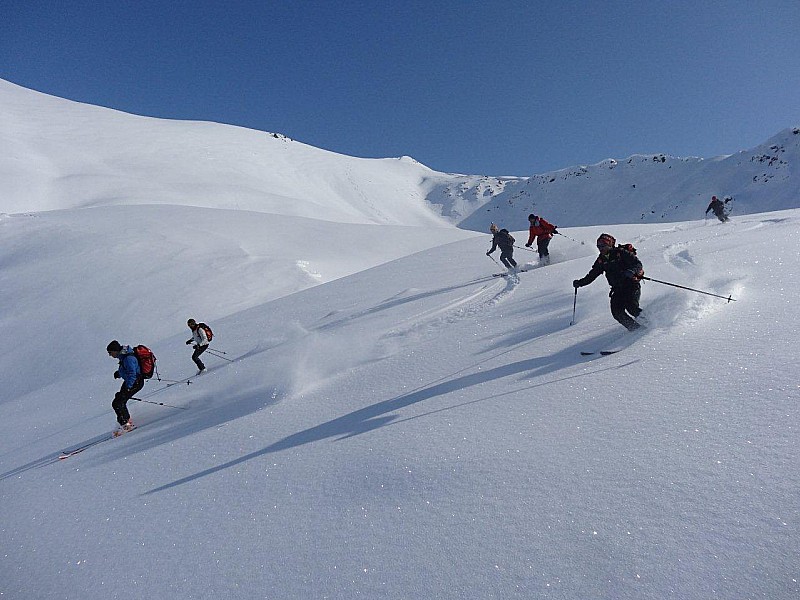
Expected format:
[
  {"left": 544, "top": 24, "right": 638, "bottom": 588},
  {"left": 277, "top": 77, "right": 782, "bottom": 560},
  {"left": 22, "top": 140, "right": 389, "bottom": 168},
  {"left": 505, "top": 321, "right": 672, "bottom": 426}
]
[
  {"left": 486, "top": 223, "right": 518, "bottom": 270},
  {"left": 705, "top": 195, "right": 730, "bottom": 222},
  {"left": 572, "top": 233, "right": 645, "bottom": 331}
]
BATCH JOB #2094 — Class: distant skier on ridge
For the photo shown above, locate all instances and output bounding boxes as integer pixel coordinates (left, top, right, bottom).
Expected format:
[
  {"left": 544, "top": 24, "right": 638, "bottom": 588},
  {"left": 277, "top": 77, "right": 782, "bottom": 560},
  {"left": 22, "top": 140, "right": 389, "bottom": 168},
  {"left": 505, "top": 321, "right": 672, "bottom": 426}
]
[
  {"left": 572, "top": 233, "right": 645, "bottom": 331},
  {"left": 486, "top": 223, "right": 518, "bottom": 271},
  {"left": 705, "top": 195, "right": 730, "bottom": 222}
]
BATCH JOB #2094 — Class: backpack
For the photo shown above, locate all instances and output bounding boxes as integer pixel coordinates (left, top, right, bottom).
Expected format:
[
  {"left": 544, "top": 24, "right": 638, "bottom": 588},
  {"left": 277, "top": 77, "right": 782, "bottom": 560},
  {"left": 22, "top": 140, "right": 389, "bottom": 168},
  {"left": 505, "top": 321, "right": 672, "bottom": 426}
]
[
  {"left": 133, "top": 345, "right": 156, "bottom": 380},
  {"left": 198, "top": 322, "right": 213, "bottom": 342},
  {"left": 500, "top": 229, "right": 515, "bottom": 245},
  {"left": 616, "top": 244, "right": 644, "bottom": 280}
]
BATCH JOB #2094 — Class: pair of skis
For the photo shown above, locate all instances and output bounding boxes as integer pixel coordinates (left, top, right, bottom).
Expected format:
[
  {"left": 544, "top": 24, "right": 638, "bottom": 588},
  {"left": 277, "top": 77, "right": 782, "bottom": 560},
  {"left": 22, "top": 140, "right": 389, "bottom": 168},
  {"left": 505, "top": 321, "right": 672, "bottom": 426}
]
[
  {"left": 58, "top": 434, "right": 115, "bottom": 460},
  {"left": 580, "top": 329, "right": 647, "bottom": 356},
  {"left": 59, "top": 424, "right": 140, "bottom": 460},
  {"left": 492, "top": 268, "right": 529, "bottom": 277}
]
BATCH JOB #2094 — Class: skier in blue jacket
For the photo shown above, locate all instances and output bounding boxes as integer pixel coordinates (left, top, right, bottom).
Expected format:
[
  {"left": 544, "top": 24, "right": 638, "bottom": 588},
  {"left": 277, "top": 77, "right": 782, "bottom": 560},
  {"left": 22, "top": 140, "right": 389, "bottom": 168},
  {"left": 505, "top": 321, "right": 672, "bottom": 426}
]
[{"left": 106, "top": 340, "right": 143, "bottom": 434}]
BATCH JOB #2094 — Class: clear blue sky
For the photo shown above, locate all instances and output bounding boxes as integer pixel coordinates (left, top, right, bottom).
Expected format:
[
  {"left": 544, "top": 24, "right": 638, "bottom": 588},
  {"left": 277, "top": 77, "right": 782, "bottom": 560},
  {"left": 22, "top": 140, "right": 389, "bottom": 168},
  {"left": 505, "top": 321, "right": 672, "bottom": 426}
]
[{"left": 2, "top": 1, "right": 799, "bottom": 175}]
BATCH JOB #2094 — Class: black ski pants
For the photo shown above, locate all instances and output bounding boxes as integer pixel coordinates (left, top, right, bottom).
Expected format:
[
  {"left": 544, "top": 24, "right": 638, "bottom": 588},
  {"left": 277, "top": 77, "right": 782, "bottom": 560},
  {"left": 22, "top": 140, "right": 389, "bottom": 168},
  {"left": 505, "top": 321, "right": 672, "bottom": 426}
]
[
  {"left": 609, "top": 283, "right": 642, "bottom": 331},
  {"left": 536, "top": 237, "right": 551, "bottom": 258},
  {"left": 499, "top": 248, "right": 517, "bottom": 269},
  {"left": 192, "top": 344, "right": 209, "bottom": 370},
  {"left": 112, "top": 376, "right": 144, "bottom": 425}
]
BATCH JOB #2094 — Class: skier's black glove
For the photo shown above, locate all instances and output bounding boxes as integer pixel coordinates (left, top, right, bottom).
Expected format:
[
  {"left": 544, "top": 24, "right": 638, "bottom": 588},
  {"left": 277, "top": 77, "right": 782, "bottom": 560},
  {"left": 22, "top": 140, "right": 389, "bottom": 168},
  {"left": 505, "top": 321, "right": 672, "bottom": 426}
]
[
  {"left": 572, "top": 279, "right": 581, "bottom": 288},
  {"left": 114, "top": 371, "right": 120, "bottom": 379},
  {"left": 525, "top": 243, "right": 532, "bottom": 247},
  {"left": 486, "top": 251, "right": 491, "bottom": 256},
  {"left": 186, "top": 340, "right": 192, "bottom": 345},
  {"left": 552, "top": 229, "right": 558, "bottom": 235}
]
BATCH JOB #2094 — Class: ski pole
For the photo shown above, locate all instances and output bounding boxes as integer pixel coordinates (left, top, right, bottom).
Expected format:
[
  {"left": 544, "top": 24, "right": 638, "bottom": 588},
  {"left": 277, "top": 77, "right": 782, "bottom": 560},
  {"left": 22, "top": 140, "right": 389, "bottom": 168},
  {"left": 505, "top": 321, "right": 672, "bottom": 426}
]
[
  {"left": 570, "top": 287, "right": 578, "bottom": 325},
  {"left": 130, "top": 397, "right": 188, "bottom": 410},
  {"left": 640, "top": 276, "right": 736, "bottom": 302},
  {"left": 555, "top": 231, "right": 585, "bottom": 245},
  {"left": 207, "top": 349, "right": 234, "bottom": 362},
  {"left": 208, "top": 347, "right": 228, "bottom": 355},
  {"left": 514, "top": 244, "right": 538, "bottom": 253},
  {"left": 487, "top": 253, "right": 502, "bottom": 267},
  {"left": 157, "top": 376, "right": 191, "bottom": 384}
]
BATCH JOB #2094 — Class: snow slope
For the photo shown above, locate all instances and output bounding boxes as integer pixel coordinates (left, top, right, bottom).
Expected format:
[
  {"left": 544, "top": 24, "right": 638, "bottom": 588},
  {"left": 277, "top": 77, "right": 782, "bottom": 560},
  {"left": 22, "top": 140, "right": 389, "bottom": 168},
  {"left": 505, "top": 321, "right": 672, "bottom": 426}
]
[
  {"left": 3, "top": 207, "right": 799, "bottom": 599},
  {"left": 1, "top": 80, "right": 799, "bottom": 599}
]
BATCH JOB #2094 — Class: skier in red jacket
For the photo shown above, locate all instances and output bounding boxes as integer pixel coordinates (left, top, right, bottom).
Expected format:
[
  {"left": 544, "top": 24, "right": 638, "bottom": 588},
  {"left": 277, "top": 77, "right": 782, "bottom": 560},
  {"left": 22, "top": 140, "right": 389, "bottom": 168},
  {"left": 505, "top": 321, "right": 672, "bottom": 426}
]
[{"left": 525, "top": 214, "right": 558, "bottom": 265}]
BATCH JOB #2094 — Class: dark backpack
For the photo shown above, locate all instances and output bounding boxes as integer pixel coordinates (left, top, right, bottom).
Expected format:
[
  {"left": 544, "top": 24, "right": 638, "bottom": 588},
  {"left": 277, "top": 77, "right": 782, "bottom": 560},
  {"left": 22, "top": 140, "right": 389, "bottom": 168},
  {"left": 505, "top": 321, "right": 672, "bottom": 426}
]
[
  {"left": 616, "top": 244, "right": 643, "bottom": 280},
  {"left": 198, "top": 322, "right": 213, "bottom": 342},
  {"left": 500, "top": 229, "right": 515, "bottom": 245},
  {"left": 133, "top": 345, "right": 156, "bottom": 379}
]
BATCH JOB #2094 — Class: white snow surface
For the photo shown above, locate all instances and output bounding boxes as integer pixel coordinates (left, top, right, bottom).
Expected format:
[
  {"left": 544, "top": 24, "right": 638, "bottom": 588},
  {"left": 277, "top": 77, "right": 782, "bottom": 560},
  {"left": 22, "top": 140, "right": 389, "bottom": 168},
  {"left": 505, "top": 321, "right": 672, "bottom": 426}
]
[{"left": 1, "top": 80, "right": 799, "bottom": 599}]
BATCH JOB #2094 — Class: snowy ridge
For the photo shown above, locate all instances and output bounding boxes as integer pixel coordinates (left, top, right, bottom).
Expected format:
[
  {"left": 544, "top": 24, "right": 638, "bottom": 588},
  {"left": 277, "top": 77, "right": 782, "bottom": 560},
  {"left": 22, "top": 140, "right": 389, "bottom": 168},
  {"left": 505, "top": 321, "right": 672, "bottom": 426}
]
[
  {"left": 453, "top": 127, "right": 800, "bottom": 229},
  {"left": 2, "top": 79, "right": 798, "bottom": 231},
  {"left": 0, "top": 79, "right": 444, "bottom": 226}
]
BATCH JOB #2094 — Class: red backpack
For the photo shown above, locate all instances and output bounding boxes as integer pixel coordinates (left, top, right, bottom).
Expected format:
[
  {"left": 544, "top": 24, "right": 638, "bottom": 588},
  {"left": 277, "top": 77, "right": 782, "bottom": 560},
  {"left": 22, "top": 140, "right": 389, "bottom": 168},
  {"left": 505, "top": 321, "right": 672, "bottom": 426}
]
[
  {"left": 198, "top": 323, "right": 213, "bottom": 342},
  {"left": 133, "top": 345, "right": 157, "bottom": 379}
]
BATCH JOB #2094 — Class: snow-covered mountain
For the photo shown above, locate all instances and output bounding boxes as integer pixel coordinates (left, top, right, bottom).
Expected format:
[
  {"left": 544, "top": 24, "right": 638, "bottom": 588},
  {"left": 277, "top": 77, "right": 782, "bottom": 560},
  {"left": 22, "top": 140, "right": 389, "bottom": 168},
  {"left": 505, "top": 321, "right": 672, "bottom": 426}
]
[
  {"left": 2, "top": 79, "right": 798, "bottom": 230},
  {"left": 1, "top": 80, "right": 798, "bottom": 600},
  {"left": 449, "top": 127, "right": 800, "bottom": 229},
  {"left": 0, "top": 79, "right": 446, "bottom": 225}
]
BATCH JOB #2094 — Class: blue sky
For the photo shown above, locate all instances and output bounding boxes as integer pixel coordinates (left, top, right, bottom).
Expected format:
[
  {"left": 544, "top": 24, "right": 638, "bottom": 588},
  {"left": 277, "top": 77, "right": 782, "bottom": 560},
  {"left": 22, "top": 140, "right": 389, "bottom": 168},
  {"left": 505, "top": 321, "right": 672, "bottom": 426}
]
[{"left": 2, "top": 1, "right": 799, "bottom": 176}]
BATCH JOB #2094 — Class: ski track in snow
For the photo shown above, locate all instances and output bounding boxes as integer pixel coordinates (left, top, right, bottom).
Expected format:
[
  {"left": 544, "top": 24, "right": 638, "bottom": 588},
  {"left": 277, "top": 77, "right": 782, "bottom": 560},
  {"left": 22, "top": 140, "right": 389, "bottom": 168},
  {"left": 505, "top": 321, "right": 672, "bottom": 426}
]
[{"left": 382, "top": 274, "right": 520, "bottom": 341}]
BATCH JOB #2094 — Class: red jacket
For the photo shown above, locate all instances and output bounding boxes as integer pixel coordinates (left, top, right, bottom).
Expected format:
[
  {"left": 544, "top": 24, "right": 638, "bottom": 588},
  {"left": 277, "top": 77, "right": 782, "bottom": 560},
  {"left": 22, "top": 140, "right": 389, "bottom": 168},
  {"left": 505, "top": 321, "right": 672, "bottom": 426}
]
[{"left": 526, "top": 217, "right": 556, "bottom": 244}]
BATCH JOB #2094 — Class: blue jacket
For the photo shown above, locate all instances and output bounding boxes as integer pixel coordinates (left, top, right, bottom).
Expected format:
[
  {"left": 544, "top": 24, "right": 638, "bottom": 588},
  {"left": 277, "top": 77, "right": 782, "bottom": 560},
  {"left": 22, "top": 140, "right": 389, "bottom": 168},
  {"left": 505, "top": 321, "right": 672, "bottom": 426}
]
[{"left": 116, "top": 346, "right": 141, "bottom": 389}]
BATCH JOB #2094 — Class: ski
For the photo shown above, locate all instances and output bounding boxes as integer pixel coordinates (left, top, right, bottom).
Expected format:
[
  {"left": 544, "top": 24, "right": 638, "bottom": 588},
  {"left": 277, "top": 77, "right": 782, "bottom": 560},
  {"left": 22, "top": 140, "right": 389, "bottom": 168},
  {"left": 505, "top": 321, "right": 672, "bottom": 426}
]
[
  {"left": 59, "top": 447, "right": 91, "bottom": 460},
  {"left": 112, "top": 425, "right": 137, "bottom": 438},
  {"left": 58, "top": 436, "right": 113, "bottom": 460},
  {"left": 59, "top": 424, "right": 139, "bottom": 460},
  {"left": 492, "top": 269, "right": 528, "bottom": 277}
]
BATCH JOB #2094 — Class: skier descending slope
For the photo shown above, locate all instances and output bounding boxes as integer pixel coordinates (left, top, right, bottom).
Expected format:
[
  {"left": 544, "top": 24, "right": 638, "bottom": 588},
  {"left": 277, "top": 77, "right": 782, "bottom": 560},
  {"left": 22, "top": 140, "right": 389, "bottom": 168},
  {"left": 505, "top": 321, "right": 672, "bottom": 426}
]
[
  {"left": 486, "top": 223, "right": 518, "bottom": 273},
  {"left": 106, "top": 340, "right": 154, "bottom": 436},
  {"left": 525, "top": 213, "right": 558, "bottom": 265},
  {"left": 705, "top": 195, "right": 731, "bottom": 222},
  {"left": 185, "top": 318, "right": 211, "bottom": 374},
  {"left": 572, "top": 233, "right": 645, "bottom": 331}
]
